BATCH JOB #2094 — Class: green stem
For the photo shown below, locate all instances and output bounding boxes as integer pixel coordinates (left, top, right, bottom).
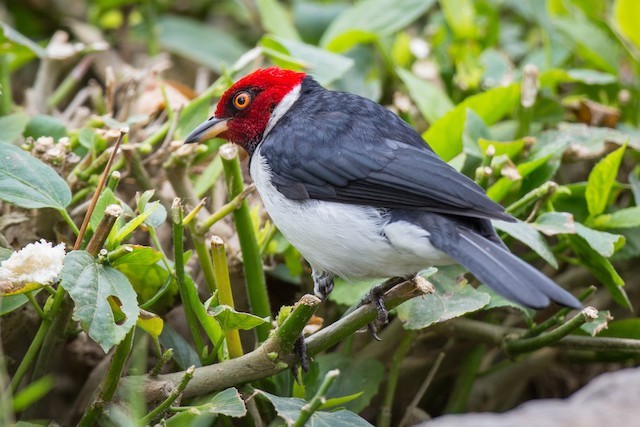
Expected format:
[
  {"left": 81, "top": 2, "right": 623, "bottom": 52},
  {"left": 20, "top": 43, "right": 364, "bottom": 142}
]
[
  {"left": 140, "top": 366, "right": 195, "bottom": 425},
  {"left": 173, "top": 200, "right": 224, "bottom": 362},
  {"left": 9, "top": 301, "right": 54, "bottom": 393},
  {"left": 150, "top": 348, "right": 174, "bottom": 378},
  {"left": 443, "top": 344, "right": 485, "bottom": 413},
  {"left": 377, "top": 331, "right": 414, "bottom": 427},
  {"left": 25, "top": 292, "right": 45, "bottom": 319},
  {"left": 139, "top": 122, "right": 169, "bottom": 151},
  {"left": 524, "top": 286, "right": 595, "bottom": 338},
  {"left": 219, "top": 143, "right": 271, "bottom": 342},
  {"left": 172, "top": 200, "right": 206, "bottom": 361},
  {"left": 505, "top": 308, "right": 597, "bottom": 355},
  {"left": 196, "top": 184, "right": 255, "bottom": 233},
  {"left": 78, "top": 329, "right": 135, "bottom": 427},
  {"left": 505, "top": 181, "right": 558, "bottom": 216},
  {"left": 140, "top": 275, "right": 173, "bottom": 310},
  {"left": 293, "top": 369, "right": 340, "bottom": 427},
  {"left": 58, "top": 209, "right": 80, "bottom": 235},
  {"left": 211, "top": 236, "right": 244, "bottom": 359},
  {"left": 47, "top": 55, "right": 93, "bottom": 109},
  {"left": 0, "top": 55, "right": 12, "bottom": 115},
  {"left": 189, "top": 231, "right": 218, "bottom": 294}
]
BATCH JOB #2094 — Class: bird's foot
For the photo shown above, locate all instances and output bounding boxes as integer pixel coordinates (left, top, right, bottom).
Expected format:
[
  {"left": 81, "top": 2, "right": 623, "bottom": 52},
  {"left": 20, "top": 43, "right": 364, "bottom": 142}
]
[
  {"left": 313, "top": 271, "right": 334, "bottom": 301},
  {"left": 358, "top": 276, "right": 412, "bottom": 340},
  {"left": 291, "top": 334, "right": 310, "bottom": 382}
]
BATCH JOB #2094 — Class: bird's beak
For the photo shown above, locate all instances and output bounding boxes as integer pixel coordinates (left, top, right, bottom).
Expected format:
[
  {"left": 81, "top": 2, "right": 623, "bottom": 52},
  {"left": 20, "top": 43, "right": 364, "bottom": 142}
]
[{"left": 184, "top": 117, "right": 229, "bottom": 144}]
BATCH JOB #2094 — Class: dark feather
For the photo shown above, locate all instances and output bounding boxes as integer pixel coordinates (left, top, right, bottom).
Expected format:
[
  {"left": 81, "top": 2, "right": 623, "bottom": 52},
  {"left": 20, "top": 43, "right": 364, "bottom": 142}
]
[
  {"left": 261, "top": 78, "right": 514, "bottom": 222},
  {"left": 398, "top": 211, "right": 582, "bottom": 309}
]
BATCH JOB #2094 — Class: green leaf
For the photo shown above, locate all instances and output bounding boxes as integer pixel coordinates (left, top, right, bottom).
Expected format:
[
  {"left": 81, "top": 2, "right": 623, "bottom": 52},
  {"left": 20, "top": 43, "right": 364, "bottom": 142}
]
[
  {"left": 586, "top": 144, "right": 626, "bottom": 217},
  {"left": 163, "top": 387, "right": 244, "bottom": 426},
  {"left": 580, "top": 310, "right": 611, "bottom": 336},
  {"left": 553, "top": 17, "right": 621, "bottom": 74},
  {"left": 0, "top": 294, "right": 30, "bottom": 315},
  {"left": 0, "top": 112, "right": 29, "bottom": 143},
  {"left": 159, "top": 325, "right": 201, "bottom": 369},
  {"left": 423, "top": 85, "right": 520, "bottom": 161},
  {"left": 12, "top": 375, "right": 54, "bottom": 412},
  {"left": 566, "top": 235, "right": 631, "bottom": 310},
  {"left": 533, "top": 212, "right": 576, "bottom": 236},
  {"left": 137, "top": 309, "right": 163, "bottom": 338},
  {"left": 23, "top": 115, "right": 67, "bottom": 141},
  {"left": 174, "top": 92, "right": 213, "bottom": 140},
  {"left": 486, "top": 154, "right": 552, "bottom": 202},
  {"left": 157, "top": 15, "right": 247, "bottom": 73},
  {"left": 493, "top": 220, "right": 558, "bottom": 268},
  {"left": 575, "top": 223, "right": 625, "bottom": 258},
  {"left": 257, "top": 0, "right": 301, "bottom": 41},
  {"left": 0, "top": 22, "right": 46, "bottom": 57},
  {"left": 320, "top": 0, "right": 435, "bottom": 52},
  {"left": 307, "top": 353, "right": 384, "bottom": 413},
  {"left": 89, "top": 188, "right": 119, "bottom": 232},
  {"left": 205, "top": 387, "right": 247, "bottom": 417},
  {"left": 207, "top": 304, "right": 269, "bottom": 331},
  {"left": 397, "top": 67, "right": 453, "bottom": 123},
  {"left": 439, "top": 0, "right": 477, "bottom": 39},
  {"left": 613, "top": 0, "right": 640, "bottom": 51},
  {"left": 256, "top": 390, "right": 373, "bottom": 427},
  {"left": 136, "top": 190, "right": 167, "bottom": 228},
  {"left": 112, "top": 202, "right": 158, "bottom": 244},
  {"left": 109, "top": 245, "right": 163, "bottom": 268},
  {"left": 261, "top": 36, "right": 354, "bottom": 85},
  {"left": 592, "top": 207, "right": 640, "bottom": 229},
  {"left": 597, "top": 318, "right": 640, "bottom": 339},
  {"left": 397, "top": 265, "right": 491, "bottom": 330},
  {"left": 0, "top": 142, "right": 71, "bottom": 209},
  {"left": 329, "top": 278, "right": 380, "bottom": 307},
  {"left": 195, "top": 155, "right": 223, "bottom": 198},
  {"left": 477, "top": 285, "right": 534, "bottom": 319},
  {"left": 61, "top": 251, "right": 139, "bottom": 352}
]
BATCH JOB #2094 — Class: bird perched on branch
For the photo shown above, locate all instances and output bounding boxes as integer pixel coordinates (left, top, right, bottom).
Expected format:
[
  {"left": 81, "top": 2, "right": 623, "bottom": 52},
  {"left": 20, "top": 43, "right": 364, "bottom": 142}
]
[{"left": 185, "top": 67, "right": 581, "bottom": 336}]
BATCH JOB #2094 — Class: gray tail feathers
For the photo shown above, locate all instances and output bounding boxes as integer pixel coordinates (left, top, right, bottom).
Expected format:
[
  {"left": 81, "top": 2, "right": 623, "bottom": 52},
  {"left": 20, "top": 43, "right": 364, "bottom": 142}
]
[{"left": 437, "top": 229, "right": 582, "bottom": 309}]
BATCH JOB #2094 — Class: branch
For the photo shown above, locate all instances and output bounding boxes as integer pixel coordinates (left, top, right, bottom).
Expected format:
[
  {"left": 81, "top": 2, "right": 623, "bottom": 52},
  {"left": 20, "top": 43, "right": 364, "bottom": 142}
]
[
  {"left": 121, "top": 278, "right": 429, "bottom": 402},
  {"left": 438, "top": 310, "right": 640, "bottom": 355}
]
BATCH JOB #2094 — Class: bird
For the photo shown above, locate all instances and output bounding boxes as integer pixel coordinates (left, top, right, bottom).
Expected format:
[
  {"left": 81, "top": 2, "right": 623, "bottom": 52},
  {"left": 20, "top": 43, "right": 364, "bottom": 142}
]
[{"left": 185, "top": 67, "right": 581, "bottom": 332}]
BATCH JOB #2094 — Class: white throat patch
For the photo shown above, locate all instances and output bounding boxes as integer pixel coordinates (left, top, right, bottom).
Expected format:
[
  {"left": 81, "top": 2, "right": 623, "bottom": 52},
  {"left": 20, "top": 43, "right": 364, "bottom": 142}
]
[{"left": 263, "top": 84, "right": 301, "bottom": 138}]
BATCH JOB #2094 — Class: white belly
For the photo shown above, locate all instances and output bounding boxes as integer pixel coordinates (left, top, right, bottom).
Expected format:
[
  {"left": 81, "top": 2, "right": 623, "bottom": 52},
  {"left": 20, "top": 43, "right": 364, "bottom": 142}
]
[{"left": 250, "top": 149, "right": 453, "bottom": 280}]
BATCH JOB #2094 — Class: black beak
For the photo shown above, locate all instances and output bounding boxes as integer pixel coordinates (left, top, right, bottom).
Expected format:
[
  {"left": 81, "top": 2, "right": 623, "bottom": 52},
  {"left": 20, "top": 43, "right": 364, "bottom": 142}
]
[{"left": 184, "top": 117, "right": 229, "bottom": 144}]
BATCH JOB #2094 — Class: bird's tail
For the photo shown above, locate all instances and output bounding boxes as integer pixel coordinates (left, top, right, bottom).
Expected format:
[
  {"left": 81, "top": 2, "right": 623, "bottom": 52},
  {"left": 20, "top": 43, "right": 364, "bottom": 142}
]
[{"left": 436, "top": 228, "right": 581, "bottom": 309}]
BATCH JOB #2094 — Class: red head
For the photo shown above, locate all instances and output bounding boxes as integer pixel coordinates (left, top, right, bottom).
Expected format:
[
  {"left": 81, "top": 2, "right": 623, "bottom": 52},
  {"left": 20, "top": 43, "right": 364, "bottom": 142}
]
[{"left": 185, "top": 67, "right": 306, "bottom": 153}]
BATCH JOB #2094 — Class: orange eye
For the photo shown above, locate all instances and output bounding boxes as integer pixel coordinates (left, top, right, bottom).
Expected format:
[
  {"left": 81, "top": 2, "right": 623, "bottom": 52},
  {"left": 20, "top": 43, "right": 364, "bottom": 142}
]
[{"left": 233, "top": 91, "right": 251, "bottom": 109}]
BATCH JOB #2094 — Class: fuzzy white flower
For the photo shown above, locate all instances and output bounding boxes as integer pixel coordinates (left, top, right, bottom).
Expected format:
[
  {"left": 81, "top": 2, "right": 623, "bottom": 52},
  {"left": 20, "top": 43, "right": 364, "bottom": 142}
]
[{"left": 0, "top": 239, "right": 66, "bottom": 286}]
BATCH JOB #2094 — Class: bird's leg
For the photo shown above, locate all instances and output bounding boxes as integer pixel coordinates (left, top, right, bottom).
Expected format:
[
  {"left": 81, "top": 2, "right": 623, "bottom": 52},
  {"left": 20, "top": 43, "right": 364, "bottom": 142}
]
[
  {"left": 313, "top": 270, "right": 334, "bottom": 300},
  {"left": 358, "top": 276, "right": 413, "bottom": 340},
  {"left": 290, "top": 270, "right": 333, "bottom": 377},
  {"left": 291, "top": 333, "right": 310, "bottom": 381}
]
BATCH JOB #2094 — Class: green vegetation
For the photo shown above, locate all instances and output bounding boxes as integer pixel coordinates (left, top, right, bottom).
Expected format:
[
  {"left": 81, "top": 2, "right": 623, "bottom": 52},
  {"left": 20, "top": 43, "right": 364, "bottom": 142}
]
[{"left": 1, "top": 0, "right": 639, "bottom": 425}]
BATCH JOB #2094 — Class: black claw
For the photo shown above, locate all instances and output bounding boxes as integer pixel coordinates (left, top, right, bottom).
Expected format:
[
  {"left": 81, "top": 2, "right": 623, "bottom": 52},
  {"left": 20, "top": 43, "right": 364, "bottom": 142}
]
[
  {"left": 368, "top": 322, "right": 382, "bottom": 341},
  {"left": 358, "top": 276, "right": 412, "bottom": 340},
  {"left": 293, "top": 334, "right": 309, "bottom": 376}
]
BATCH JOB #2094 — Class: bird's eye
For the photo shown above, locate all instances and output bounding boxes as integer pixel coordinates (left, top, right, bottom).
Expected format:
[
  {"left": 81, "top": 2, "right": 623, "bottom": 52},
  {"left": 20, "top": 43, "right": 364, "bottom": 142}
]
[{"left": 233, "top": 91, "right": 251, "bottom": 110}]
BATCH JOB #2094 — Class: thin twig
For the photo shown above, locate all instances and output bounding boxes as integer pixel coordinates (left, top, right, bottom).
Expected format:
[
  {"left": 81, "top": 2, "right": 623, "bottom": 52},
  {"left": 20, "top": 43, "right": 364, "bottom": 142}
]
[
  {"left": 398, "top": 352, "right": 446, "bottom": 427},
  {"left": 140, "top": 365, "right": 195, "bottom": 425}
]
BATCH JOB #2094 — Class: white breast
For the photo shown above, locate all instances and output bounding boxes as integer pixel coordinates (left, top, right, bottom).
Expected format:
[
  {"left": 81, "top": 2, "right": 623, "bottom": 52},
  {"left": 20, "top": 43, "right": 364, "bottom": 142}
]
[{"left": 250, "top": 149, "right": 454, "bottom": 280}]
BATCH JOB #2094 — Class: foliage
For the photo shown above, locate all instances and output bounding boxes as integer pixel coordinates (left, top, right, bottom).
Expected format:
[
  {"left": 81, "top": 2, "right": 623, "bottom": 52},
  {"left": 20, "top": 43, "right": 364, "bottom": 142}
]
[{"left": 0, "top": 0, "right": 640, "bottom": 426}]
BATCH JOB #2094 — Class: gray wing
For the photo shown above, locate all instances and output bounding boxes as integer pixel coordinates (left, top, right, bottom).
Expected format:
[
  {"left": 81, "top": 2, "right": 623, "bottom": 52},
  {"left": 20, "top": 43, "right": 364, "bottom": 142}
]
[{"left": 260, "top": 105, "right": 513, "bottom": 222}]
